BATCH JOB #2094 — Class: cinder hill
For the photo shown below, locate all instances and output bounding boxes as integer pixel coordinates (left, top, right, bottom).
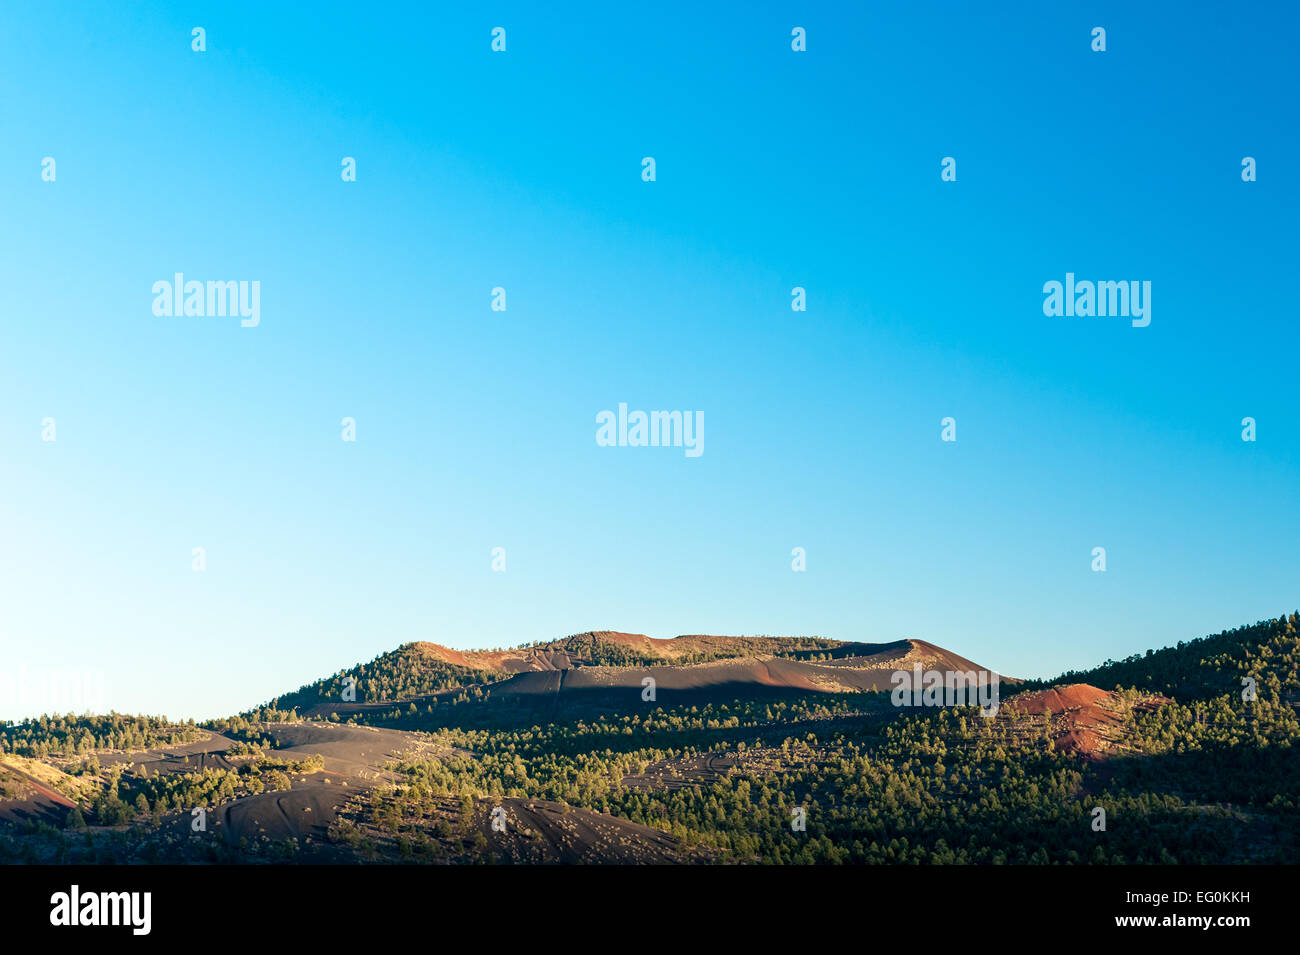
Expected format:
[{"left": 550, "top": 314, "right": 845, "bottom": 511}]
[
  {"left": 289, "top": 631, "right": 1008, "bottom": 719},
  {"left": 1001, "top": 683, "right": 1172, "bottom": 759}
]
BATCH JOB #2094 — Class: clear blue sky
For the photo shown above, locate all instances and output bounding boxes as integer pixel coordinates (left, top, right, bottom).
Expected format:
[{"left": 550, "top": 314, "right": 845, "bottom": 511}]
[{"left": 1, "top": 2, "right": 1296, "bottom": 722}]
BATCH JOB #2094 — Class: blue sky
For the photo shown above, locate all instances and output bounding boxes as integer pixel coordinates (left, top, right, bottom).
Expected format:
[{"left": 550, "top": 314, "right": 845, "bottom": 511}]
[{"left": 1, "top": 2, "right": 1297, "bottom": 721}]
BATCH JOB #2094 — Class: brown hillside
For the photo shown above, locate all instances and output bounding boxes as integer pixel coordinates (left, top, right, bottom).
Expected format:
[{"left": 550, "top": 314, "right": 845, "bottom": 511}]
[
  {"left": 1003, "top": 683, "right": 1171, "bottom": 759},
  {"left": 310, "top": 633, "right": 1011, "bottom": 717}
]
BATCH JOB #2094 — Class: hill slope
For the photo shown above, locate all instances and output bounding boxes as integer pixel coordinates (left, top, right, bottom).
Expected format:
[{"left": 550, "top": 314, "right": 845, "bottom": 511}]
[
  {"left": 284, "top": 632, "right": 1007, "bottom": 720},
  {"left": 4, "top": 614, "right": 1296, "bottom": 865}
]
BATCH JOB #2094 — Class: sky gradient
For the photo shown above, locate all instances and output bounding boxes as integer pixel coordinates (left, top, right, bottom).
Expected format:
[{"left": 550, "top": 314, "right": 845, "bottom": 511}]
[{"left": 1, "top": 2, "right": 1297, "bottom": 721}]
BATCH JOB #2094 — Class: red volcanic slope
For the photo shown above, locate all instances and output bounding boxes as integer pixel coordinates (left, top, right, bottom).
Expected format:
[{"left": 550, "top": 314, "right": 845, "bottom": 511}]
[{"left": 1003, "top": 683, "right": 1170, "bottom": 758}]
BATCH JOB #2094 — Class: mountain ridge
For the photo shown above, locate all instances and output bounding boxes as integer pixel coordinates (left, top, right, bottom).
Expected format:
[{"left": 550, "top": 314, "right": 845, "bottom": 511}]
[{"left": 277, "top": 631, "right": 1011, "bottom": 718}]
